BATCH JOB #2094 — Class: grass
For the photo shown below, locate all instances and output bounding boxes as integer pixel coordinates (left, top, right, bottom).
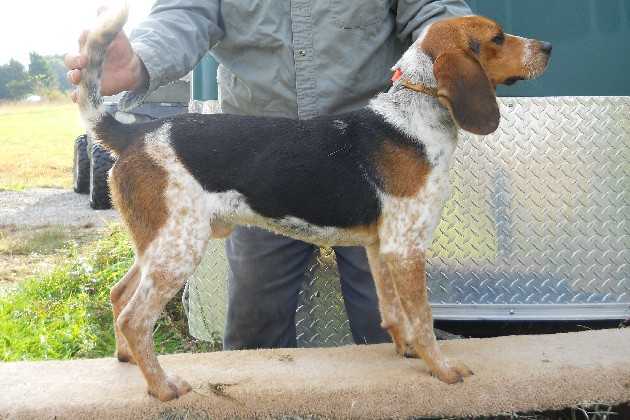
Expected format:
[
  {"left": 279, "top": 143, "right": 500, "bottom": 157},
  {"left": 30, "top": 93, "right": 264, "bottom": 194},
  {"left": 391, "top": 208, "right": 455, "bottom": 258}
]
[
  {"left": 0, "top": 226, "right": 100, "bottom": 286},
  {"left": 0, "top": 100, "right": 82, "bottom": 191},
  {"left": 0, "top": 225, "right": 93, "bottom": 255},
  {"left": 0, "top": 224, "right": 219, "bottom": 362}
]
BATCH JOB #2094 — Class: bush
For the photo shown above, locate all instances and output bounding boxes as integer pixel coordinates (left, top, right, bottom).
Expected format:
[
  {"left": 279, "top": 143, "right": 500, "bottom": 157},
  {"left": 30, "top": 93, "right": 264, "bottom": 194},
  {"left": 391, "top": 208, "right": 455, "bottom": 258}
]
[
  {"left": 0, "top": 225, "right": 218, "bottom": 361},
  {"left": 37, "top": 88, "right": 70, "bottom": 102}
]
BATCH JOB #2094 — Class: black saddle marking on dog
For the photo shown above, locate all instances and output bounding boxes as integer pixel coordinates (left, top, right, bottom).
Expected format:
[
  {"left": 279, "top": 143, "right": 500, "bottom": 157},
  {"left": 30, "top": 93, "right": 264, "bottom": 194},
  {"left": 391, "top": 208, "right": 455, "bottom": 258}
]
[{"left": 163, "top": 108, "right": 422, "bottom": 229}]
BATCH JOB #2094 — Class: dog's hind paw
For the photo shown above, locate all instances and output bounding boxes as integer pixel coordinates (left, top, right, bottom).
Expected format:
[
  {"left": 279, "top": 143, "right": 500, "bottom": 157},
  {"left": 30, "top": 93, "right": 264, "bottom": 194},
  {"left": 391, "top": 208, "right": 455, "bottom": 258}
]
[
  {"left": 116, "top": 351, "right": 136, "bottom": 364},
  {"left": 433, "top": 359, "right": 474, "bottom": 384},
  {"left": 148, "top": 375, "right": 192, "bottom": 402}
]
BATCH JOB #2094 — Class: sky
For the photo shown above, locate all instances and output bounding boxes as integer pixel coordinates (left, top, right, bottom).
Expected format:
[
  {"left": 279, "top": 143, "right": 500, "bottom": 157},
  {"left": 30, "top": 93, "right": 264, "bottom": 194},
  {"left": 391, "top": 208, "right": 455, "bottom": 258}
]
[{"left": 1, "top": 0, "right": 155, "bottom": 66}]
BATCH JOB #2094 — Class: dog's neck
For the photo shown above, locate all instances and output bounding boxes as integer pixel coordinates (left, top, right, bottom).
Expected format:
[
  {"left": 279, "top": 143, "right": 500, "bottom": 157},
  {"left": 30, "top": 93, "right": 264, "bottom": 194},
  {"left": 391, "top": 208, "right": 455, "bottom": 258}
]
[{"left": 369, "top": 48, "right": 458, "bottom": 166}]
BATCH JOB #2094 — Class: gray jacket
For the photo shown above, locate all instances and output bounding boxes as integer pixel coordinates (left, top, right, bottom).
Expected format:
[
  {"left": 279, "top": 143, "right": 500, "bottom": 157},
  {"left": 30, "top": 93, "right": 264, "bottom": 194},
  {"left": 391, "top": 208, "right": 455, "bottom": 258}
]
[{"left": 122, "top": 0, "right": 471, "bottom": 119}]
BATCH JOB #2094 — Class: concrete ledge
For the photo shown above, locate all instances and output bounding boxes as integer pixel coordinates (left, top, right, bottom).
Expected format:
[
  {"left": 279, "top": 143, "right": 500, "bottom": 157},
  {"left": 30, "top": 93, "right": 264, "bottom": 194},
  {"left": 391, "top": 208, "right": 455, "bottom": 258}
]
[{"left": 2, "top": 329, "right": 630, "bottom": 419}]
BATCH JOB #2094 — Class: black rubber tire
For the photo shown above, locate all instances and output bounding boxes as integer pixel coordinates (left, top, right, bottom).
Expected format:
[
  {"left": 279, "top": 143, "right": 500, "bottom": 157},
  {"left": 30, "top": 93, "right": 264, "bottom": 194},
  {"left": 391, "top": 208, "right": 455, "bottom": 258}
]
[
  {"left": 73, "top": 135, "right": 90, "bottom": 194},
  {"left": 89, "top": 142, "right": 115, "bottom": 210}
]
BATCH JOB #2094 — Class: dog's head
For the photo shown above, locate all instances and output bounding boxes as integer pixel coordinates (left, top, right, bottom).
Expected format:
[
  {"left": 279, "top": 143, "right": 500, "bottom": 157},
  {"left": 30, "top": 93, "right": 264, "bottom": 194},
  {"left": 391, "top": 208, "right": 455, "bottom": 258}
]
[{"left": 395, "top": 16, "right": 551, "bottom": 135}]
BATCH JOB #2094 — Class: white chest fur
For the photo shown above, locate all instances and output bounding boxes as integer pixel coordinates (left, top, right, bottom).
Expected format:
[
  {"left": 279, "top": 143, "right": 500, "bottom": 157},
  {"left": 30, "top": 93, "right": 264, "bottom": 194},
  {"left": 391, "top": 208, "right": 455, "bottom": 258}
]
[
  {"left": 368, "top": 44, "right": 459, "bottom": 257},
  {"left": 378, "top": 155, "right": 453, "bottom": 258}
]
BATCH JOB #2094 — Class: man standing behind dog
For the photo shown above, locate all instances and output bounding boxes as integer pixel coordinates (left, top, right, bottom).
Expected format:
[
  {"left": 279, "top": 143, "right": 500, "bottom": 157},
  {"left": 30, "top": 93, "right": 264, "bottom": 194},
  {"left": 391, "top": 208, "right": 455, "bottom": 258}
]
[{"left": 65, "top": 0, "right": 471, "bottom": 350}]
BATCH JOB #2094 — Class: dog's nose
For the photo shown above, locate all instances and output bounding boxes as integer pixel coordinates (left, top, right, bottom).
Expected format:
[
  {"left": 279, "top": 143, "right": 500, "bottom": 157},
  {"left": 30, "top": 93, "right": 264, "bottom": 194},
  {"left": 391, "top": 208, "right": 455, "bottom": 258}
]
[{"left": 540, "top": 41, "right": 553, "bottom": 55}]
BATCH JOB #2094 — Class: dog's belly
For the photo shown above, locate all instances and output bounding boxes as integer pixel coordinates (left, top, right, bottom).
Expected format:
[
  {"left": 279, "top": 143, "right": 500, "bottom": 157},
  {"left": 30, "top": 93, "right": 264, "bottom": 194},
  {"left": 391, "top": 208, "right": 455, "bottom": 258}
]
[
  {"left": 257, "top": 216, "right": 376, "bottom": 247},
  {"left": 204, "top": 189, "right": 376, "bottom": 247}
]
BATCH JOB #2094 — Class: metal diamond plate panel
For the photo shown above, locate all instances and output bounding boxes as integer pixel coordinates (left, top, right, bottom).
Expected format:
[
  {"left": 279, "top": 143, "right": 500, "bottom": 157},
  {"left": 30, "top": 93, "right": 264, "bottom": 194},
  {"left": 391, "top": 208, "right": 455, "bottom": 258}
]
[
  {"left": 186, "top": 96, "right": 630, "bottom": 345},
  {"left": 430, "top": 97, "right": 629, "bottom": 306}
]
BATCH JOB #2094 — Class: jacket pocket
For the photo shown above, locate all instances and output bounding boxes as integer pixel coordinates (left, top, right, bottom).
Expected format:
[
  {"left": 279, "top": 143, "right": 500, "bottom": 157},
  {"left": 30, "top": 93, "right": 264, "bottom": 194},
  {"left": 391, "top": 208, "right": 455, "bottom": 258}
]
[{"left": 329, "top": 0, "right": 391, "bottom": 29}]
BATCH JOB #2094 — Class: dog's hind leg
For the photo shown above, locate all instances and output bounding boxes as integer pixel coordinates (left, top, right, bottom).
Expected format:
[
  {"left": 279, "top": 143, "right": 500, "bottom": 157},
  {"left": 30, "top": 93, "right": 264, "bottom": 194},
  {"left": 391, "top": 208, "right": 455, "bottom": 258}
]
[
  {"left": 118, "top": 266, "right": 194, "bottom": 401},
  {"left": 383, "top": 251, "right": 473, "bottom": 384},
  {"left": 118, "top": 211, "right": 211, "bottom": 401},
  {"left": 365, "top": 244, "right": 406, "bottom": 355},
  {"left": 110, "top": 262, "right": 141, "bottom": 363}
]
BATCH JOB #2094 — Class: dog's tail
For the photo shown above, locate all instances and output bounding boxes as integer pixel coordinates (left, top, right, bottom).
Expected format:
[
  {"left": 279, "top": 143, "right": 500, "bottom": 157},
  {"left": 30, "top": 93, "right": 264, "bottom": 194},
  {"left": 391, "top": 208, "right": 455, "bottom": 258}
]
[{"left": 78, "top": 4, "right": 131, "bottom": 155}]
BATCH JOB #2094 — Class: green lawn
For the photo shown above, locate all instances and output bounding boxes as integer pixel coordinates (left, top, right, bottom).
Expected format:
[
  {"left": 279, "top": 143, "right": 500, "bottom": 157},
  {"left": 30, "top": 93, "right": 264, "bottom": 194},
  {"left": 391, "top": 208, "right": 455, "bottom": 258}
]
[
  {"left": 0, "top": 101, "right": 82, "bottom": 190},
  {"left": 0, "top": 225, "right": 217, "bottom": 361}
]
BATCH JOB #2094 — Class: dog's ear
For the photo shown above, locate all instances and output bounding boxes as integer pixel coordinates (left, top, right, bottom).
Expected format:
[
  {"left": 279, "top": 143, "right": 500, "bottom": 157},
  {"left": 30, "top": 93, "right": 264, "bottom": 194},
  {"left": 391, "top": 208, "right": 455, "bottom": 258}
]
[{"left": 433, "top": 51, "right": 500, "bottom": 135}]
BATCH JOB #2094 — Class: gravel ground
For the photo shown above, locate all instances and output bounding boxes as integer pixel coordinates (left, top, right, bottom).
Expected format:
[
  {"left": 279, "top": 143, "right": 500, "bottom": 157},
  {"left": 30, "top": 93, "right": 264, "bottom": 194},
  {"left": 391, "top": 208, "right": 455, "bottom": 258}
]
[{"left": 0, "top": 188, "right": 118, "bottom": 227}]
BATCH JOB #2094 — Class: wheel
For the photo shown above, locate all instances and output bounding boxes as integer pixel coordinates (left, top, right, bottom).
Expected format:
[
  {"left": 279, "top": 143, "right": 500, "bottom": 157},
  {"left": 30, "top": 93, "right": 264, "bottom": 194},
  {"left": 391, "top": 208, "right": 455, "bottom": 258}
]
[
  {"left": 89, "top": 142, "right": 115, "bottom": 209},
  {"left": 73, "top": 135, "right": 90, "bottom": 194}
]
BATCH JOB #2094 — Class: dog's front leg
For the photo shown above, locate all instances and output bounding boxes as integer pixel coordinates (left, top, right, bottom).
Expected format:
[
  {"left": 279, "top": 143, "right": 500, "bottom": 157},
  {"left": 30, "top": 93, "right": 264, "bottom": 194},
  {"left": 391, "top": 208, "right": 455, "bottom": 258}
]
[
  {"left": 382, "top": 251, "right": 473, "bottom": 384},
  {"left": 366, "top": 244, "right": 406, "bottom": 355}
]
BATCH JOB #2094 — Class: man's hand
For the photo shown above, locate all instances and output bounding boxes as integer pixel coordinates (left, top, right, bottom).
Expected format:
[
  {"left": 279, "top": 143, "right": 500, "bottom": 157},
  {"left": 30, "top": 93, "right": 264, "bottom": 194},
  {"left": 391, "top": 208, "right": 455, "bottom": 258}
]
[{"left": 65, "top": 29, "right": 148, "bottom": 102}]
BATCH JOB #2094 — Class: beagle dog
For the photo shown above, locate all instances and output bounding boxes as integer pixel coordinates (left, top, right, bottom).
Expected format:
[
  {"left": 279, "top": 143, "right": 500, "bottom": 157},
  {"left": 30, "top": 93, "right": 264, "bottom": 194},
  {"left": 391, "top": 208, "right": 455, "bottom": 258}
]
[{"left": 78, "top": 7, "right": 551, "bottom": 401}]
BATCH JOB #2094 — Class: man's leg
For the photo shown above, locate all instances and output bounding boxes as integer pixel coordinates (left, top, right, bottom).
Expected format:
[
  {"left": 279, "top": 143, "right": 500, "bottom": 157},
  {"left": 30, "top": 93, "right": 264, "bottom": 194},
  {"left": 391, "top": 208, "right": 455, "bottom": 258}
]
[
  {"left": 333, "top": 246, "right": 391, "bottom": 345},
  {"left": 224, "top": 226, "right": 316, "bottom": 350}
]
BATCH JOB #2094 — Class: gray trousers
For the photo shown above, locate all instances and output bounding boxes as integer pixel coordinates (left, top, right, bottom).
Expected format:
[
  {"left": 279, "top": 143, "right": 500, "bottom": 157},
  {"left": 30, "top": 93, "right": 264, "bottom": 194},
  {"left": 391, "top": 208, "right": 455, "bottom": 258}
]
[{"left": 223, "top": 226, "right": 391, "bottom": 349}]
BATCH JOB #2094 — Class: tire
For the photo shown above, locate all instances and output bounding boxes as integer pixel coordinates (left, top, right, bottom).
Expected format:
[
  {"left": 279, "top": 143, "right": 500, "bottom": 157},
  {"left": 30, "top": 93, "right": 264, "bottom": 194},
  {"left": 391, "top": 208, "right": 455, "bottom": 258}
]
[
  {"left": 89, "top": 142, "right": 115, "bottom": 210},
  {"left": 73, "top": 135, "right": 90, "bottom": 194}
]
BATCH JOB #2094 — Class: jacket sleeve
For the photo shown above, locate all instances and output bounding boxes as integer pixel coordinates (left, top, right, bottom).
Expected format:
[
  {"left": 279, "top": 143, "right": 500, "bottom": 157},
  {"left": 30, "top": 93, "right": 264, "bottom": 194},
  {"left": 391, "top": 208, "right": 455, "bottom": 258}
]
[
  {"left": 395, "top": 0, "right": 472, "bottom": 43},
  {"left": 120, "top": 0, "right": 224, "bottom": 110}
]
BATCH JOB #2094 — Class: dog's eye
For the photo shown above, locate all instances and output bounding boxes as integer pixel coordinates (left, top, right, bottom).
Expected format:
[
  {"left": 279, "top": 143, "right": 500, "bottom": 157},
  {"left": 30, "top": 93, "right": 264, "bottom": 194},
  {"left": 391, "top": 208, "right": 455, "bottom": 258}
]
[{"left": 492, "top": 34, "right": 505, "bottom": 45}]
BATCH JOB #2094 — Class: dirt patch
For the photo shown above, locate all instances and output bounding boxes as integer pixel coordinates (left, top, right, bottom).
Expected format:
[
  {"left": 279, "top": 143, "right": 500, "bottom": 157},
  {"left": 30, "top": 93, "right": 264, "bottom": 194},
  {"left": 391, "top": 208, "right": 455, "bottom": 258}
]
[
  {"left": 0, "top": 188, "right": 118, "bottom": 286},
  {"left": 1, "top": 253, "right": 65, "bottom": 286},
  {"left": 0, "top": 188, "right": 118, "bottom": 227},
  {"left": 0, "top": 225, "right": 101, "bottom": 284}
]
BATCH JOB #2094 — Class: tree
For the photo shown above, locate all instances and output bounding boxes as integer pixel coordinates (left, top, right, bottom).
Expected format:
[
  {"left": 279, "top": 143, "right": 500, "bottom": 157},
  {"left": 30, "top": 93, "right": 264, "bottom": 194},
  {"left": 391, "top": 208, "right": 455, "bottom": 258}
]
[
  {"left": 28, "top": 52, "right": 57, "bottom": 91},
  {"left": 45, "top": 55, "right": 72, "bottom": 91},
  {"left": 6, "top": 78, "right": 33, "bottom": 99},
  {"left": 0, "top": 59, "right": 31, "bottom": 99},
  {"left": 0, "top": 52, "right": 71, "bottom": 100}
]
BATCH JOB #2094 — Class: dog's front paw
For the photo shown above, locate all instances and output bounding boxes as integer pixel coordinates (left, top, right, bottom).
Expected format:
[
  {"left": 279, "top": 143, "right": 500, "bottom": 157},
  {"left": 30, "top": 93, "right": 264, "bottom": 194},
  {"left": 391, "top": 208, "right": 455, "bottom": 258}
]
[
  {"left": 433, "top": 359, "right": 474, "bottom": 384},
  {"left": 402, "top": 346, "right": 419, "bottom": 359},
  {"left": 148, "top": 375, "right": 192, "bottom": 402}
]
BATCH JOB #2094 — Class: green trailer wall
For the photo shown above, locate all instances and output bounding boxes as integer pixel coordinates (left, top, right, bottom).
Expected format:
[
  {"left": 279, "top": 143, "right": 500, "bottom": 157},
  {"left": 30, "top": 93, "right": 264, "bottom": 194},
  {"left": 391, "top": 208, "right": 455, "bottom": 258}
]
[
  {"left": 470, "top": 0, "right": 630, "bottom": 97},
  {"left": 192, "top": 54, "right": 219, "bottom": 101}
]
